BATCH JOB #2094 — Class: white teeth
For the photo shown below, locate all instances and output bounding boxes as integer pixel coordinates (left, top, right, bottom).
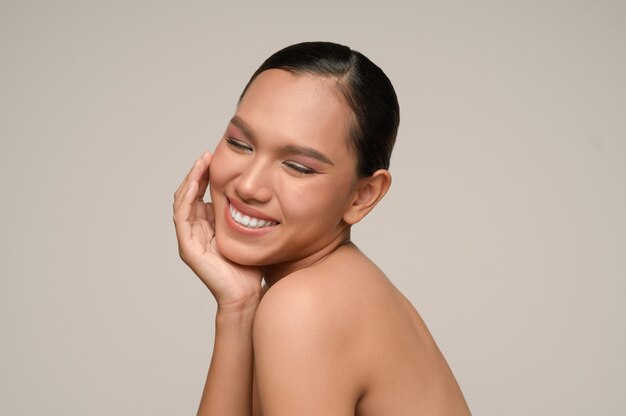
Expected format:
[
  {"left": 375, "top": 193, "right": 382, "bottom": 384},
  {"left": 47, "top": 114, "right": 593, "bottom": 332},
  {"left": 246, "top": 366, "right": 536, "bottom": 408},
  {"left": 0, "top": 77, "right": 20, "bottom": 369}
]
[{"left": 229, "top": 204, "right": 277, "bottom": 229}]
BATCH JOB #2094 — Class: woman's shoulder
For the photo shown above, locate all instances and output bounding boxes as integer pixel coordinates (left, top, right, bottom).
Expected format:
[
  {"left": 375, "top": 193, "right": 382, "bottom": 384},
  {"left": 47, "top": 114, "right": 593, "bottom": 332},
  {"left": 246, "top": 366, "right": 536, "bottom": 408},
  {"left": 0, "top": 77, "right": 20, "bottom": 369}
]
[
  {"left": 251, "top": 245, "right": 397, "bottom": 411},
  {"left": 253, "top": 244, "right": 471, "bottom": 415},
  {"left": 252, "top": 244, "right": 389, "bottom": 401},
  {"left": 257, "top": 244, "right": 390, "bottom": 323},
  {"left": 253, "top": 243, "right": 403, "bottom": 358}
]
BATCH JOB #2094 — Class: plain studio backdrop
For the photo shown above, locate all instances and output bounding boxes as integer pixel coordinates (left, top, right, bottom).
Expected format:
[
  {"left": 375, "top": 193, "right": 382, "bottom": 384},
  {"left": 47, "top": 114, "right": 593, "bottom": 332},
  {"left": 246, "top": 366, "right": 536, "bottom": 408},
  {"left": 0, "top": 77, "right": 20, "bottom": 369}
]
[{"left": 1, "top": 1, "right": 624, "bottom": 415}]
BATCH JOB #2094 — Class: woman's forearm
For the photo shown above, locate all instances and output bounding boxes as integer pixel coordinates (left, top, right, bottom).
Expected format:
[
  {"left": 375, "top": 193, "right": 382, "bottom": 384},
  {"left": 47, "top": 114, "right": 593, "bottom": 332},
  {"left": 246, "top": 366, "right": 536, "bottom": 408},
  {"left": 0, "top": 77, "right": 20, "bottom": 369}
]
[{"left": 197, "top": 297, "right": 259, "bottom": 416}]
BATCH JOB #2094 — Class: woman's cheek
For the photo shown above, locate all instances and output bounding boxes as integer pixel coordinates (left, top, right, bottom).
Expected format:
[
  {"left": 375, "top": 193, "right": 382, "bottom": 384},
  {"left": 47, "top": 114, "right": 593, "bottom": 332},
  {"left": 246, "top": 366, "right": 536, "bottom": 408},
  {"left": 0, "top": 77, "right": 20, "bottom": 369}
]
[{"left": 209, "top": 143, "right": 228, "bottom": 192}]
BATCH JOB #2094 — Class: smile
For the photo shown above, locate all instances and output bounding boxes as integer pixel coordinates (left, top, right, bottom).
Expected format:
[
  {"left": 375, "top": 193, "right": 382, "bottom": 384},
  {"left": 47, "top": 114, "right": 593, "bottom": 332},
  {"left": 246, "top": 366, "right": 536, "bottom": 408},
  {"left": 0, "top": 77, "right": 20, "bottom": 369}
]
[{"left": 229, "top": 204, "right": 279, "bottom": 229}]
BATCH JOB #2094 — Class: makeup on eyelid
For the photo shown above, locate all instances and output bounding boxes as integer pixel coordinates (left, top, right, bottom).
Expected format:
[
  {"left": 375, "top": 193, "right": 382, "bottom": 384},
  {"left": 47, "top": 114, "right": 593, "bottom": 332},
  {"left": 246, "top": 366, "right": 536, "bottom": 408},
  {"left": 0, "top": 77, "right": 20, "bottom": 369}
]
[
  {"left": 224, "top": 135, "right": 326, "bottom": 175},
  {"left": 226, "top": 117, "right": 335, "bottom": 166}
]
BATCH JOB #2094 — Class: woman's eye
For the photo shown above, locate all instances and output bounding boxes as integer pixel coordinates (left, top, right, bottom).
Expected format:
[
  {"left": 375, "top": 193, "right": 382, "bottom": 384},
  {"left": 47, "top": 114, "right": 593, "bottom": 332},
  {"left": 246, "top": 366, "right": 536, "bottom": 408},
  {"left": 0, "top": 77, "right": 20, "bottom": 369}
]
[
  {"left": 225, "top": 137, "right": 253, "bottom": 152},
  {"left": 283, "top": 161, "right": 316, "bottom": 175}
]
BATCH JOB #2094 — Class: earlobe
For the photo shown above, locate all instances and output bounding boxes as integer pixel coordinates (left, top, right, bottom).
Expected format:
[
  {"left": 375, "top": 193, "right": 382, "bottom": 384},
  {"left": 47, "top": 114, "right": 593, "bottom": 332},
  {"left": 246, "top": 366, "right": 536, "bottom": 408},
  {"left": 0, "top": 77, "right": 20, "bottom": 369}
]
[{"left": 343, "top": 169, "right": 392, "bottom": 225}]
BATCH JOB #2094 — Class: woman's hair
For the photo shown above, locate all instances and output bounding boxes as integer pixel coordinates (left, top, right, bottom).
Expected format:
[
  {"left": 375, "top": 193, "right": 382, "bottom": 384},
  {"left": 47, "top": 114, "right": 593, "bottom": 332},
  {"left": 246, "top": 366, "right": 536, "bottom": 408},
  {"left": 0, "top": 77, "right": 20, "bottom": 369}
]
[{"left": 238, "top": 41, "right": 400, "bottom": 178}]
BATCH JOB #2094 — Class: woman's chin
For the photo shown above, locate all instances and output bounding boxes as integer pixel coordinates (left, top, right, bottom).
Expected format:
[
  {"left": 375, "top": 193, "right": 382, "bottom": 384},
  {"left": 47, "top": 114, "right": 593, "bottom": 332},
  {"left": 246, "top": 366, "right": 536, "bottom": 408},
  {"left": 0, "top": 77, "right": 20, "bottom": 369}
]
[{"left": 215, "top": 234, "right": 267, "bottom": 267}]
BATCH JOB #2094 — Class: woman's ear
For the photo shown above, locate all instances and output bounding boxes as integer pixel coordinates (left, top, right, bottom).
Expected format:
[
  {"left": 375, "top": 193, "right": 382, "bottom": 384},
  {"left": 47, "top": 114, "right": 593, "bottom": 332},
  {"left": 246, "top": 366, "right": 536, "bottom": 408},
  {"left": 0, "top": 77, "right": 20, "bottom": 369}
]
[{"left": 343, "top": 169, "right": 392, "bottom": 225}]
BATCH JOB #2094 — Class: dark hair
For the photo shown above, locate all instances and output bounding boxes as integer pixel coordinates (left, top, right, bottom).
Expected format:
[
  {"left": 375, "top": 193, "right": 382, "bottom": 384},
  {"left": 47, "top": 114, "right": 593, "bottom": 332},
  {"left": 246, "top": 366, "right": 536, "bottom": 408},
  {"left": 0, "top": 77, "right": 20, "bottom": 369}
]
[{"left": 238, "top": 41, "right": 400, "bottom": 178}]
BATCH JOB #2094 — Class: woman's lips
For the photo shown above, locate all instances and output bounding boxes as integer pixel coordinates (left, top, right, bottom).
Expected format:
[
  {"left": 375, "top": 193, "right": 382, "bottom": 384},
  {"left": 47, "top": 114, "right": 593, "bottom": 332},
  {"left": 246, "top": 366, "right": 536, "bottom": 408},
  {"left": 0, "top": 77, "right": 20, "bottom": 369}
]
[
  {"left": 229, "top": 204, "right": 278, "bottom": 228},
  {"left": 225, "top": 197, "right": 279, "bottom": 231}
]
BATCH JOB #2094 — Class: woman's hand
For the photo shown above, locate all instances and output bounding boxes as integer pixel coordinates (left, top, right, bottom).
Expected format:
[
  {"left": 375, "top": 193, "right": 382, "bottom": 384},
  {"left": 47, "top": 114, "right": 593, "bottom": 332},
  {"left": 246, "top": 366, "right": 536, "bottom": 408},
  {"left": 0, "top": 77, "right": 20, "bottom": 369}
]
[{"left": 173, "top": 152, "right": 263, "bottom": 309}]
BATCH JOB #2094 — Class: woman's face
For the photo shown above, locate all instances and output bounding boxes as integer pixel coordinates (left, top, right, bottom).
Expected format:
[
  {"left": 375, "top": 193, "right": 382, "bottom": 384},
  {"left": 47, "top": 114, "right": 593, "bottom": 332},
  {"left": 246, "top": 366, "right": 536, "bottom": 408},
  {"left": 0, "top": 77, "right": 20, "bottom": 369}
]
[{"left": 209, "top": 69, "right": 361, "bottom": 267}]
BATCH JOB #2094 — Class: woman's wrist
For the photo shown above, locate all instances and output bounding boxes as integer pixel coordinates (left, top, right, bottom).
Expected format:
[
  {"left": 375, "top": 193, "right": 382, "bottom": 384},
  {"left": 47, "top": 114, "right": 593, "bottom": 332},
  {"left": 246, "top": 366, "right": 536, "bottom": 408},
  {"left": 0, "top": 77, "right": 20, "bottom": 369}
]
[{"left": 215, "top": 292, "right": 261, "bottom": 325}]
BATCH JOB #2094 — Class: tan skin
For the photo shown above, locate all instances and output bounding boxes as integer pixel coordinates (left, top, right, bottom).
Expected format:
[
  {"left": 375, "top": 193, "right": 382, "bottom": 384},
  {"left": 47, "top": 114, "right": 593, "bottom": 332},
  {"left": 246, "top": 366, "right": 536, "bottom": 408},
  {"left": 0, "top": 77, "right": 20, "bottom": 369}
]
[{"left": 173, "top": 69, "right": 471, "bottom": 415}]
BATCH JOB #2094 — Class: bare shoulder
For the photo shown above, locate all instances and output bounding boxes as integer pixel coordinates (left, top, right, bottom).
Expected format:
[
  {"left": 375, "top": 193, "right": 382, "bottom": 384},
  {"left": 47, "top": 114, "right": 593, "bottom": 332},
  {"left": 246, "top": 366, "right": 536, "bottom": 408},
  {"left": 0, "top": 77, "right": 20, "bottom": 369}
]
[
  {"left": 251, "top": 245, "right": 378, "bottom": 413},
  {"left": 254, "top": 243, "right": 389, "bottom": 338},
  {"left": 253, "top": 244, "right": 471, "bottom": 415},
  {"left": 254, "top": 246, "right": 366, "bottom": 343}
]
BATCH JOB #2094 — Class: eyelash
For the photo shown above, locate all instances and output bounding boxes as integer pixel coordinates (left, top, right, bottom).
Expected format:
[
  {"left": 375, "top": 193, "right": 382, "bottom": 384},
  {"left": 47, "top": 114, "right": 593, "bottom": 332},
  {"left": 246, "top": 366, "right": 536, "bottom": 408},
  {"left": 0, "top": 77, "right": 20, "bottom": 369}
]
[
  {"left": 225, "top": 137, "right": 317, "bottom": 175},
  {"left": 226, "top": 137, "right": 252, "bottom": 152},
  {"left": 283, "top": 162, "right": 316, "bottom": 175}
]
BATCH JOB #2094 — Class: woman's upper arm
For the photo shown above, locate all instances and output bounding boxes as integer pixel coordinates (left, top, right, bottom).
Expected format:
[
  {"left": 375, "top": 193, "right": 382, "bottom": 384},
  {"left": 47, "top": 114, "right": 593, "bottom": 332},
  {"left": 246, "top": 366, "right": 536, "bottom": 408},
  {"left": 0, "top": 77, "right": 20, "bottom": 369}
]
[{"left": 252, "top": 277, "right": 360, "bottom": 416}]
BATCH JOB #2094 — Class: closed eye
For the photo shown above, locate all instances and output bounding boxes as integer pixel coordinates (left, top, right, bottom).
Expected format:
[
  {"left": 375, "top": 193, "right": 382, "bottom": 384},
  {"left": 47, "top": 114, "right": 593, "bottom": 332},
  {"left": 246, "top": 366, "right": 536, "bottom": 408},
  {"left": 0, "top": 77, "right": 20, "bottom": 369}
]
[
  {"left": 283, "top": 161, "right": 316, "bottom": 175},
  {"left": 225, "top": 137, "right": 253, "bottom": 153}
]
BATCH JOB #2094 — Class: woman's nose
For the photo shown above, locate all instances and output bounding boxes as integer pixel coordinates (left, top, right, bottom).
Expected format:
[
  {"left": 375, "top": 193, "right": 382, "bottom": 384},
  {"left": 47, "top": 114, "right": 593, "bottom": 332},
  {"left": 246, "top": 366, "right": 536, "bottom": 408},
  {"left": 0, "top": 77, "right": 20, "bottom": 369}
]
[{"left": 234, "top": 158, "right": 273, "bottom": 204}]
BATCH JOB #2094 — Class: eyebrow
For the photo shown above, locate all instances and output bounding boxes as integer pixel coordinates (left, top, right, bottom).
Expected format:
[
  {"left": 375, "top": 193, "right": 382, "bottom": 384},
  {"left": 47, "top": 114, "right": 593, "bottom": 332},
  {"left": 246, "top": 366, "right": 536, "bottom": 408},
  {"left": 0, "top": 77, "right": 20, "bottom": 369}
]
[{"left": 229, "top": 115, "right": 335, "bottom": 166}]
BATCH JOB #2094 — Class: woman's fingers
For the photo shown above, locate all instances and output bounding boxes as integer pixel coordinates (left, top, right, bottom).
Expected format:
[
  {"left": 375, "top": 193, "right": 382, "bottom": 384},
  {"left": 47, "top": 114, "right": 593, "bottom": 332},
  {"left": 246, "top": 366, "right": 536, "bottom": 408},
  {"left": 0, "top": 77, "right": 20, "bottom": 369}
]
[
  {"left": 174, "top": 157, "right": 201, "bottom": 203},
  {"left": 173, "top": 152, "right": 214, "bottom": 254},
  {"left": 196, "top": 152, "right": 212, "bottom": 201},
  {"left": 173, "top": 152, "right": 212, "bottom": 213},
  {"left": 179, "top": 178, "right": 199, "bottom": 221},
  {"left": 192, "top": 153, "right": 213, "bottom": 222},
  {"left": 173, "top": 179, "right": 198, "bottom": 243},
  {"left": 205, "top": 202, "right": 216, "bottom": 231},
  {"left": 174, "top": 162, "right": 198, "bottom": 212}
]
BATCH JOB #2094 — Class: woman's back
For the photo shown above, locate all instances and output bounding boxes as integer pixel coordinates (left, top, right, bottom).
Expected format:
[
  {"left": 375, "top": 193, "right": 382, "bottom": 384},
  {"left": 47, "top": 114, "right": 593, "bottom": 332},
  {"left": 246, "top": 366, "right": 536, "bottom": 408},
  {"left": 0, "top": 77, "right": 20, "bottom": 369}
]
[{"left": 252, "top": 243, "right": 470, "bottom": 415}]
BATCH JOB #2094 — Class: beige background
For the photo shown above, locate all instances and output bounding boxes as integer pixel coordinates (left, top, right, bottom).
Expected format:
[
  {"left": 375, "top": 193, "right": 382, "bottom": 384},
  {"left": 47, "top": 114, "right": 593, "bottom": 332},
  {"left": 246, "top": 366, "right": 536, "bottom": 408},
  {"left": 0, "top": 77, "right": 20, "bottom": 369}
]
[{"left": 1, "top": 1, "right": 625, "bottom": 414}]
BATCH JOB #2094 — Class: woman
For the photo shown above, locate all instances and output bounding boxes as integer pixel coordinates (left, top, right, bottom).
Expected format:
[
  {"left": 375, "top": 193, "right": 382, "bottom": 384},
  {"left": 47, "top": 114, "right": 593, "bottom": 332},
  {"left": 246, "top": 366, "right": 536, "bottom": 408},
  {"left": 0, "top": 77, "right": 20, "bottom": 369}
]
[{"left": 173, "top": 41, "right": 470, "bottom": 415}]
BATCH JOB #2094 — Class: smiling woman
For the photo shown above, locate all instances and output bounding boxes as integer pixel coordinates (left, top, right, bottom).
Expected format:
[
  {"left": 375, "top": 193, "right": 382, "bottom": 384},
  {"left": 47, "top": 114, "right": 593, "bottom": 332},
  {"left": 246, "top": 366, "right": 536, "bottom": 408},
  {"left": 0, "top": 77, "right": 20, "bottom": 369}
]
[{"left": 173, "top": 41, "right": 471, "bottom": 416}]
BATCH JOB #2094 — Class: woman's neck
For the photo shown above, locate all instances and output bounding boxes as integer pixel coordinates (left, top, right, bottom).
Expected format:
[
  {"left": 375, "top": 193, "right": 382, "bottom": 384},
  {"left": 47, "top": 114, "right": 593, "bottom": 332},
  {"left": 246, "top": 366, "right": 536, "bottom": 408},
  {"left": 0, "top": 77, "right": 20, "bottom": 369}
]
[{"left": 262, "top": 229, "right": 353, "bottom": 287}]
